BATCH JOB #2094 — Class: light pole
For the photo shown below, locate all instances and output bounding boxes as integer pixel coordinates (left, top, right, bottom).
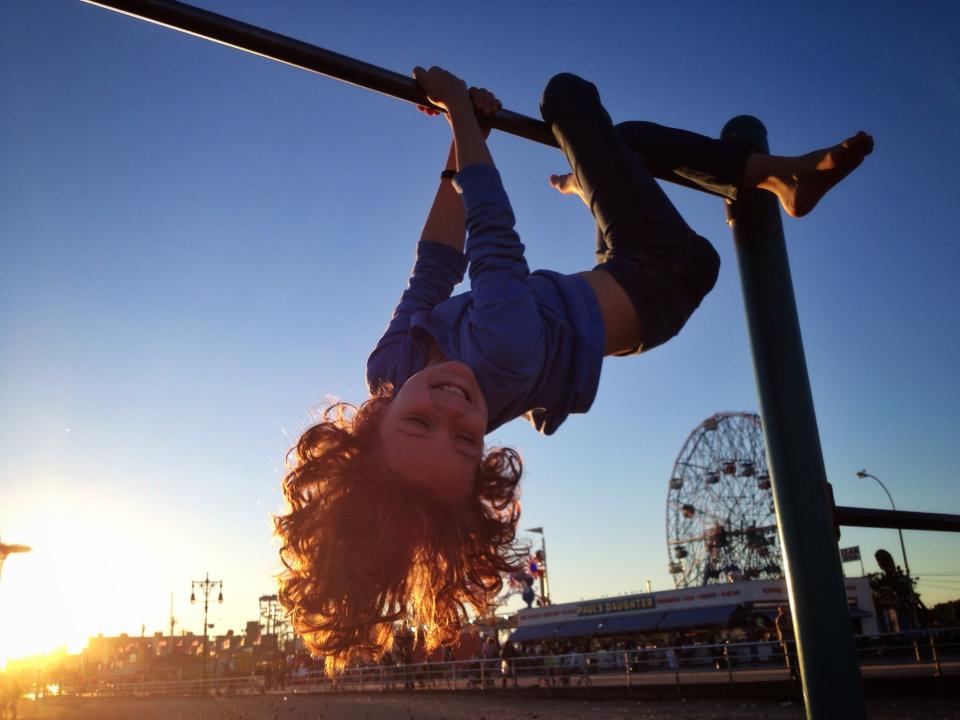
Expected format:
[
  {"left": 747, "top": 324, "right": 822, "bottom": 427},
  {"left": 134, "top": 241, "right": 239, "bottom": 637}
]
[
  {"left": 855, "top": 470, "right": 911, "bottom": 581},
  {"left": 190, "top": 573, "right": 223, "bottom": 680},
  {"left": 524, "top": 527, "right": 550, "bottom": 604}
]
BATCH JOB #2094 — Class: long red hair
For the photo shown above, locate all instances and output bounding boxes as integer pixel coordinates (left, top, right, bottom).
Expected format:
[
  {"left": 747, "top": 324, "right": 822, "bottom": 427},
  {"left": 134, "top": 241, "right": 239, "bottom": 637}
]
[{"left": 275, "top": 392, "right": 522, "bottom": 674}]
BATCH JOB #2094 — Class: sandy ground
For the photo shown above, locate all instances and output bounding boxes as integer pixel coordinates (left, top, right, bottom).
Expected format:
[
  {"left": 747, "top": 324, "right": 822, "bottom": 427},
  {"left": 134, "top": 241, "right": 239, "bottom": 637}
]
[{"left": 13, "top": 694, "right": 960, "bottom": 720}]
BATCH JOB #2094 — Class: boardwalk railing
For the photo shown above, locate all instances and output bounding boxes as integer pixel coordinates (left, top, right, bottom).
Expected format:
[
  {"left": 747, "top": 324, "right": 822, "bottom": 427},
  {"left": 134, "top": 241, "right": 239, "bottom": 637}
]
[
  {"left": 91, "top": 674, "right": 265, "bottom": 697},
  {"left": 43, "top": 628, "right": 957, "bottom": 699},
  {"left": 286, "top": 628, "right": 958, "bottom": 694}
]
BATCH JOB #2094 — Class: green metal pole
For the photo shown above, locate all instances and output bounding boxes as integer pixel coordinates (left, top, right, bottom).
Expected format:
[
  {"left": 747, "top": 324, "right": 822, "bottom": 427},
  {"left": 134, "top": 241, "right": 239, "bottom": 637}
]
[{"left": 722, "top": 116, "right": 866, "bottom": 719}]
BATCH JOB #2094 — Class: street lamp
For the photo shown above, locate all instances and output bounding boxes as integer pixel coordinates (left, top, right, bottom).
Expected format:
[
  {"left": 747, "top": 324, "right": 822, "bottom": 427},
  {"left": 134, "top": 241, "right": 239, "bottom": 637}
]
[
  {"left": 855, "top": 470, "right": 911, "bottom": 581},
  {"left": 191, "top": 572, "right": 223, "bottom": 680}
]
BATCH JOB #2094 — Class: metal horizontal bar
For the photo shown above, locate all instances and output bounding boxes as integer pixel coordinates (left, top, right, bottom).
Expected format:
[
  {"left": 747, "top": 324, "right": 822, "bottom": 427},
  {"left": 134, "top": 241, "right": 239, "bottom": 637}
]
[
  {"left": 82, "top": 0, "right": 558, "bottom": 147},
  {"left": 835, "top": 505, "right": 960, "bottom": 533}
]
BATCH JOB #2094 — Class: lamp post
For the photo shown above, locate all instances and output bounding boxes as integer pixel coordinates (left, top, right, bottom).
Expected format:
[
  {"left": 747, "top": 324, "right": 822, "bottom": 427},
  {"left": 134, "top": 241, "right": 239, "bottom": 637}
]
[
  {"left": 190, "top": 573, "right": 223, "bottom": 680},
  {"left": 524, "top": 527, "right": 550, "bottom": 604},
  {"left": 855, "top": 470, "right": 911, "bottom": 580},
  {"left": 856, "top": 469, "right": 920, "bottom": 631}
]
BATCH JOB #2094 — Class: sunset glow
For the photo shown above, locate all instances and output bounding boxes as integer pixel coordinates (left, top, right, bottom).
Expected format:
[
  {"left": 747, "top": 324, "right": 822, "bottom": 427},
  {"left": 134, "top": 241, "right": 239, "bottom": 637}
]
[{"left": 0, "top": 491, "right": 206, "bottom": 669}]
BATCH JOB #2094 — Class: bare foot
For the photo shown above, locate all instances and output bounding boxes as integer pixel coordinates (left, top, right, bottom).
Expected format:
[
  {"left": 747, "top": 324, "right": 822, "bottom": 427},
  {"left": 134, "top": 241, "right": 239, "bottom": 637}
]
[
  {"left": 763, "top": 131, "right": 875, "bottom": 217},
  {"left": 549, "top": 172, "right": 589, "bottom": 207}
]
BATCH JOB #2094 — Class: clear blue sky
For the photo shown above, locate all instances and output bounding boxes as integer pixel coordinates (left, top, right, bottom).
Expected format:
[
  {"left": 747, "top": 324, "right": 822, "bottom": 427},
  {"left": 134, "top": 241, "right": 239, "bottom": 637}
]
[{"left": 1, "top": 0, "right": 959, "bottom": 656}]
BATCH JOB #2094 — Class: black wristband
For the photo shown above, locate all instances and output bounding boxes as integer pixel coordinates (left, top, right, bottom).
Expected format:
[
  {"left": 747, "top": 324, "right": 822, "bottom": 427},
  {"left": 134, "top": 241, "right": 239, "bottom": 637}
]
[{"left": 440, "top": 169, "right": 457, "bottom": 180}]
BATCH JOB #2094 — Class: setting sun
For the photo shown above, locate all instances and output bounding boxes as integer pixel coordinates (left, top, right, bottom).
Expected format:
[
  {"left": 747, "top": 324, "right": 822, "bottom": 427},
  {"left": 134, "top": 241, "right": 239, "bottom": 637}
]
[{"left": 0, "top": 491, "right": 208, "bottom": 669}]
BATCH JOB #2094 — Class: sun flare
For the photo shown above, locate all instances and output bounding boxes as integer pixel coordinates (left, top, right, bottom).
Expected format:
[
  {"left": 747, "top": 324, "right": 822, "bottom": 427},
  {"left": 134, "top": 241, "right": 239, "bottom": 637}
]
[{"left": 0, "top": 492, "right": 192, "bottom": 669}]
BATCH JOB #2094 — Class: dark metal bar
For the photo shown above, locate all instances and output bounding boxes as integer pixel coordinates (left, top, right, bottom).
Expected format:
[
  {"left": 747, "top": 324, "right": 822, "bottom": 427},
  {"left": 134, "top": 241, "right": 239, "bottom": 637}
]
[
  {"left": 836, "top": 505, "right": 960, "bottom": 533},
  {"left": 81, "top": 0, "right": 558, "bottom": 147},
  {"left": 722, "top": 116, "right": 866, "bottom": 720}
]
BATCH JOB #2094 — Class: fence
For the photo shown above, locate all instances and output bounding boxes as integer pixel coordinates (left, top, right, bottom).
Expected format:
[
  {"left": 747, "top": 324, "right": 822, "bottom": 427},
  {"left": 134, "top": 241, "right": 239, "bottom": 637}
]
[
  {"left": 86, "top": 674, "right": 265, "bottom": 698},
  {"left": 285, "top": 628, "right": 958, "bottom": 694},
  {"left": 44, "top": 628, "right": 957, "bottom": 698}
]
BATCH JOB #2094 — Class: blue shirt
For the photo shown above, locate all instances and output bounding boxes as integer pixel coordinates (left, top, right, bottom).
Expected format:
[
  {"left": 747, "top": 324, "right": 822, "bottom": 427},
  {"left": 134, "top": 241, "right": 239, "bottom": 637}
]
[{"left": 366, "top": 164, "right": 605, "bottom": 435}]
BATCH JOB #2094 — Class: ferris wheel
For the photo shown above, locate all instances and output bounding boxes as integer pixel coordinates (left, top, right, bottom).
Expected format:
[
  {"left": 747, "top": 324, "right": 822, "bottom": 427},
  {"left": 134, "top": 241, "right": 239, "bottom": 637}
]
[{"left": 666, "top": 412, "right": 783, "bottom": 589}]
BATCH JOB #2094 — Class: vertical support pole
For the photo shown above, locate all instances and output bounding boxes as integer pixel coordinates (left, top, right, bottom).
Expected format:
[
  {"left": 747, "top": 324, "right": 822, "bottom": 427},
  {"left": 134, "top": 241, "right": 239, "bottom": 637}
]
[
  {"left": 723, "top": 642, "right": 733, "bottom": 686},
  {"left": 721, "top": 116, "right": 867, "bottom": 720},
  {"left": 929, "top": 633, "right": 942, "bottom": 677},
  {"left": 624, "top": 652, "right": 632, "bottom": 692}
]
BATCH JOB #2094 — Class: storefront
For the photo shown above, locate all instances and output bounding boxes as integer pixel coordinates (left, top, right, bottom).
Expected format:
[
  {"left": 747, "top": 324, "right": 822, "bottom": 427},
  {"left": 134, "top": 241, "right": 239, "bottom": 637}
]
[{"left": 509, "top": 577, "right": 876, "bottom": 648}]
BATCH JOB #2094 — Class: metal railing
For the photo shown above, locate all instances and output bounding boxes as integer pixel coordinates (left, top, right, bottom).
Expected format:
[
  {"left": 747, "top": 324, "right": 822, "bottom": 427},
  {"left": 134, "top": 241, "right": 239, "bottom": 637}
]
[
  {"left": 85, "top": 674, "right": 265, "bottom": 698},
  {"left": 38, "top": 629, "right": 958, "bottom": 699},
  {"left": 283, "top": 628, "right": 958, "bottom": 694}
]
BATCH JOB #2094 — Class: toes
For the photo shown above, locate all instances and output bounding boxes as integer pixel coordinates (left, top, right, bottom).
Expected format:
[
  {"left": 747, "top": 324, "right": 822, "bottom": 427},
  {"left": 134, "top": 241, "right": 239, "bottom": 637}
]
[
  {"left": 549, "top": 172, "right": 582, "bottom": 196},
  {"left": 847, "top": 131, "right": 875, "bottom": 156}
]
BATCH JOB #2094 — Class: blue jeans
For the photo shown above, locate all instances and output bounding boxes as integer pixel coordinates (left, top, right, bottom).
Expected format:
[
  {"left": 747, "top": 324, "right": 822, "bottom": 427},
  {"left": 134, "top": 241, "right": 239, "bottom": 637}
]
[{"left": 539, "top": 73, "right": 745, "bottom": 352}]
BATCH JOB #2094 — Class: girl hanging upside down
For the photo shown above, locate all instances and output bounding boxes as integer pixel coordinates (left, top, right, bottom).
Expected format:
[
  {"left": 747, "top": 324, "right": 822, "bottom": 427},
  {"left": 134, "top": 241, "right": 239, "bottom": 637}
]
[{"left": 275, "top": 67, "right": 873, "bottom": 673}]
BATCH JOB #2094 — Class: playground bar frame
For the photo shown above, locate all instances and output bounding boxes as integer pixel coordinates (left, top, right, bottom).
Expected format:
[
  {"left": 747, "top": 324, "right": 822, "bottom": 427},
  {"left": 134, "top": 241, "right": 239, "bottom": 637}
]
[
  {"left": 835, "top": 505, "right": 960, "bottom": 533},
  {"left": 81, "top": 0, "right": 558, "bottom": 147}
]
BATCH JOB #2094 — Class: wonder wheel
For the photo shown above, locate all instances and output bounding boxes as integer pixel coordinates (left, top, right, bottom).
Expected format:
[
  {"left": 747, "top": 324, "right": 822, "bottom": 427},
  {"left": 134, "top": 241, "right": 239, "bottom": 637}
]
[{"left": 666, "top": 412, "right": 782, "bottom": 589}]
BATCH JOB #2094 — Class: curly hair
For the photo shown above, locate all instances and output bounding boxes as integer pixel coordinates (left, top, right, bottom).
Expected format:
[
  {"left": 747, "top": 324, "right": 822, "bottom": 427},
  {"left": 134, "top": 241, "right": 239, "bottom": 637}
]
[{"left": 275, "top": 390, "right": 523, "bottom": 674}]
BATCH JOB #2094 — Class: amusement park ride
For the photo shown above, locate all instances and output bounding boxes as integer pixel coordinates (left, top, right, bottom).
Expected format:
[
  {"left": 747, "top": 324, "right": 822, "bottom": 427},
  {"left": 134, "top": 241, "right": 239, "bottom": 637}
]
[{"left": 667, "top": 412, "right": 781, "bottom": 589}]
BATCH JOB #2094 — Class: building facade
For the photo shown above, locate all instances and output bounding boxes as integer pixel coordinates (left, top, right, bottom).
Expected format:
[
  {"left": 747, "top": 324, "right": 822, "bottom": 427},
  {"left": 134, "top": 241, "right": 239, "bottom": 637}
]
[{"left": 510, "top": 577, "right": 876, "bottom": 646}]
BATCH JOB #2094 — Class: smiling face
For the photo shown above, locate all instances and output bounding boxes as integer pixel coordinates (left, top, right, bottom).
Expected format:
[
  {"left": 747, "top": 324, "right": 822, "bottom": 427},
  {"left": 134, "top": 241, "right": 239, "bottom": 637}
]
[{"left": 378, "top": 361, "right": 488, "bottom": 503}]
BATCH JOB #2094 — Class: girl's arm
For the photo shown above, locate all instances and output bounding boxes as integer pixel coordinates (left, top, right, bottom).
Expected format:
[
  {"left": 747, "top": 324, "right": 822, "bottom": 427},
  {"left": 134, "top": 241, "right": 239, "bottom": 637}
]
[
  {"left": 367, "top": 144, "right": 466, "bottom": 390},
  {"left": 366, "top": 237, "right": 466, "bottom": 392},
  {"left": 412, "top": 66, "right": 495, "bottom": 171},
  {"left": 367, "top": 83, "right": 500, "bottom": 391},
  {"left": 419, "top": 142, "right": 465, "bottom": 251},
  {"left": 417, "top": 84, "right": 501, "bottom": 252},
  {"left": 414, "top": 67, "right": 543, "bottom": 371}
]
